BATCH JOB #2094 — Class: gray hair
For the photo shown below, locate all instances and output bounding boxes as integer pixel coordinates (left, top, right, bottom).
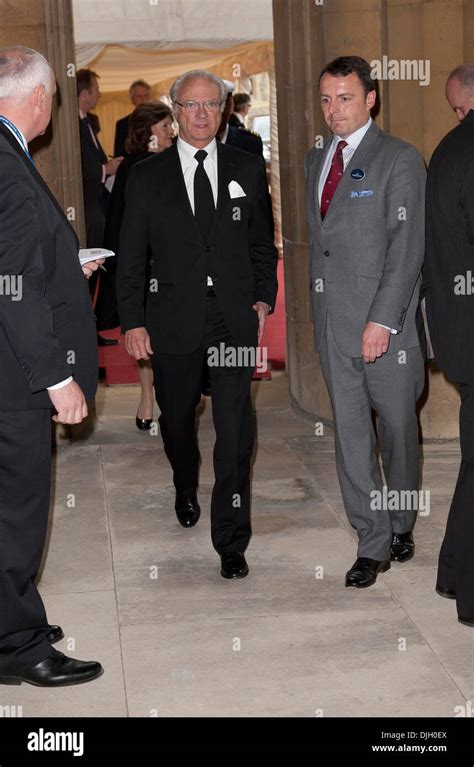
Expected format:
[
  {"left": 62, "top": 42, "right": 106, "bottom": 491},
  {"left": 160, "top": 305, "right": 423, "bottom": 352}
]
[
  {"left": 0, "top": 45, "right": 55, "bottom": 101},
  {"left": 170, "top": 70, "right": 226, "bottom": 109},
  {"left": 448, "top": 64, "right": 474, "bottom": 91}
]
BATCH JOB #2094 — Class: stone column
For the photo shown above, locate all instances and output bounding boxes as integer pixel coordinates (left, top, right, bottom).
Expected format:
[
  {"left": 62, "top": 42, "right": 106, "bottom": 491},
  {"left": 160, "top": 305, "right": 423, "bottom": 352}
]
[
  {"left": 0, "top": 0, "right": 85, "bottom": 243},
  {"left": 273, "top": 0, "right": 467, "bottom": 438}
]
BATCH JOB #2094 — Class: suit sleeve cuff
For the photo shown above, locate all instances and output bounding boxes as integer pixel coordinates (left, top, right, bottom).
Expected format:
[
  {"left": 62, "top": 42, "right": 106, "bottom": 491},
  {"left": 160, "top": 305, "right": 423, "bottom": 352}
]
[{"left": 47, "top": 376, "right": 73, "bottom": 391}]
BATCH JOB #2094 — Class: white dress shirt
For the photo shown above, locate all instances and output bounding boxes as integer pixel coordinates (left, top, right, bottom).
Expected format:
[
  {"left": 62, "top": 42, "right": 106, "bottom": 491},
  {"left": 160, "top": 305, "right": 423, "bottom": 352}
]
[
  {"left": 177, "top": 136, "right": 218, "bottom": 286},
  {"left": 1, "top": 118, "right": 72, "bottom": 389},
  {"left": 318, "top": 117, "right": 396, "bottom": 335},
  {"left": 318, "top": 117, "right": 372, "bottom": 203}
]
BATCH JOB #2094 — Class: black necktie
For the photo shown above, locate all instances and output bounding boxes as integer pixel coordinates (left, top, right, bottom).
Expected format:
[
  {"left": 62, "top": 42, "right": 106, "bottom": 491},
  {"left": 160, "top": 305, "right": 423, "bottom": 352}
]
[{"left": 193, "top": 150, "right": 215, "bottom": 242}]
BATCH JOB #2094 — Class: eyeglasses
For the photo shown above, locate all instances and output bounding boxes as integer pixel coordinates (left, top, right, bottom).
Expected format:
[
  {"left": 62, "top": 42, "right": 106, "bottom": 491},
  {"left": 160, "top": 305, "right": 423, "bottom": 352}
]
[{"left": 174, "top": 99, "right": 222, "bottom": 112}]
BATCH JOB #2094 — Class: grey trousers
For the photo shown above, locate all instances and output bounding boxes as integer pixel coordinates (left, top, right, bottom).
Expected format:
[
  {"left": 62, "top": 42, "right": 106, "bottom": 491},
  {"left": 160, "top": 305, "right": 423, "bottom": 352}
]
[{"left": 318, "top": 317, "right": 425, "bottom": 560}]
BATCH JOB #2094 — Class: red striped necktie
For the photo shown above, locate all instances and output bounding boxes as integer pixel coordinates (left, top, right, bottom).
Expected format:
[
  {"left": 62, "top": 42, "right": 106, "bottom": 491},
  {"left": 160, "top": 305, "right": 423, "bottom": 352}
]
[{"left": 320, "top": 139, "right": 348, "bottom": 219}]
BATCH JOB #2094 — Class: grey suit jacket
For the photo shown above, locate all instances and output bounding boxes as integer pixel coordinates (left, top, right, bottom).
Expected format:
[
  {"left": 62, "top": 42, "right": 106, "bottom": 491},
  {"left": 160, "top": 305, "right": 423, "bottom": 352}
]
[{"left": 305, "top": 121, "right": 426, "bottom": 357}]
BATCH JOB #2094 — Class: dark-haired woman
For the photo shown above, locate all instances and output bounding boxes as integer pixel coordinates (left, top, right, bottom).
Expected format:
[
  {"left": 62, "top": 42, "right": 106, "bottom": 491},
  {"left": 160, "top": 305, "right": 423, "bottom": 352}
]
[{"left": 105, "top": 101, "right": 174, "bottom": 430}]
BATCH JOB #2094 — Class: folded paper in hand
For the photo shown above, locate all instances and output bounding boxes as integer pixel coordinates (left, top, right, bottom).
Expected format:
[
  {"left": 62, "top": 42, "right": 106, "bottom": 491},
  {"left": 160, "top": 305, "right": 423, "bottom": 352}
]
[{"left": 78, "top": 248, "right": 115, "bottom": 266}]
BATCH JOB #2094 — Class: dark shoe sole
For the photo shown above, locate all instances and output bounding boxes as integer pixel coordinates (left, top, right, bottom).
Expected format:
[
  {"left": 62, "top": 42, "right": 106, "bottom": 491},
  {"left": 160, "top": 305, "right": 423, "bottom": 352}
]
[
  {"left": 458, "top": 616, "right": 474, "bottom": 628},
  {"left": 345, "top": 560, "right": 391, "bottom": 588},
  {"left": 0, "top": 667, "right": 104, "bottom": 687},
  {"left": 221, "top": 565, "right": 249, "bottom": 579},
  {"left": 436, "top": 585, "right": 456, "bottom": 599}
]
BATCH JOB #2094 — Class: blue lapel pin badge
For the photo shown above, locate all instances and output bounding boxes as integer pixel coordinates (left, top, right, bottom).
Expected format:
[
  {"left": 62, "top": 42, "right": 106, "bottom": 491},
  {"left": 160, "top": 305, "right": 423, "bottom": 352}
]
[{"left": 351, "top": 168, "right": 365, "bottom": 180}]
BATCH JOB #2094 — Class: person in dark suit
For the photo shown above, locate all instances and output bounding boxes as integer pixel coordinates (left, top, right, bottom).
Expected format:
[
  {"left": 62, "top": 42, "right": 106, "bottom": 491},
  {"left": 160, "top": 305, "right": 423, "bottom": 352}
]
[
  {"left": 218, "top": 82, "right": 264, "bottom": 158},
  {"left": 229, "top": 93, "right": 251, "bottom": 128},
  {"left": 305, "top": 56, "right": 426, "bottom": 589},
  {"left": 77, "top": 68, "right": 123, "bottom": 342},
  {"left": 113, "top": 79, "right": 151, "bottom": 158},
  {"left": 0, "top": 45, "right": 103, "bottom": 685},
  {"left": 105, "top": 101, "right": 174, "bottom": 430},
  {"left": 423, "top": 64, "right": 474, "bottom": 628},
  {"left": 117, "top": 70, "right": 278, "bottom": 579}
]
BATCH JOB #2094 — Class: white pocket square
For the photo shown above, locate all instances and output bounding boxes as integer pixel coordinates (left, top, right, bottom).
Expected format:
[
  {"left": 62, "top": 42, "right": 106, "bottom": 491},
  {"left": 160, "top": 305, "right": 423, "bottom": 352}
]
[{"left": 228, "top": 180, "right": 247, "bottom": 199}]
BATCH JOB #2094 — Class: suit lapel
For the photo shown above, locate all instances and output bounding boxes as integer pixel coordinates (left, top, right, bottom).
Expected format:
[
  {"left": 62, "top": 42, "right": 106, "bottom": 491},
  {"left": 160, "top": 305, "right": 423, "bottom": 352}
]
[
  {"left": 323, "top": 122, "right": 380, "bottom": 221},
  {"left": 80, "top": 116, "right": 106, "bottom": 164},
  {"left": 211, "top": 142, "right": 238, "bottom": 238},
  {"left": 0, "top": 123, "right": 79, "bottom": 248}
]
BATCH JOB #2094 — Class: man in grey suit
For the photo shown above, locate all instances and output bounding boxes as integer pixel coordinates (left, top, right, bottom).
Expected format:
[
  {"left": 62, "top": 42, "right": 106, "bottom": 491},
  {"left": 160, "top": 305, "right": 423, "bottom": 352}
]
[{"left": 305, "top": 56, "right": 426, "bottom": 588}]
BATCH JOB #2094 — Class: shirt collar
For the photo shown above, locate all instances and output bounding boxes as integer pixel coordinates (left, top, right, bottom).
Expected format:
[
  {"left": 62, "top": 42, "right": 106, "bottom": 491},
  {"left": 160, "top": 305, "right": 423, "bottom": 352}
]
[
  {"left": 0, "top": 117, "right": 28, "bottom": 153},
  {"left": 177, "top": 136, "right": 217, "bottom": 165},
  {"left": 333, "top": 116, "right": 372, "bottom": 151}
]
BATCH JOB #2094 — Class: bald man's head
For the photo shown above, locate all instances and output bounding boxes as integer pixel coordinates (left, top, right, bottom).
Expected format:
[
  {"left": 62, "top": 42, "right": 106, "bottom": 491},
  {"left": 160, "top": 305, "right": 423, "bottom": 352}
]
[{"left": 446, "top": 64, "right": 474, "bottom": 122}]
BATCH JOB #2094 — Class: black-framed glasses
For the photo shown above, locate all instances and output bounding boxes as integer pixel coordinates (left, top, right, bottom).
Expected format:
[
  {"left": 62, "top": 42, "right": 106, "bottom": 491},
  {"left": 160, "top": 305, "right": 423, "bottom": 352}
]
[{"left": 174, "top": 99, "right": 223, "bottom": 112}]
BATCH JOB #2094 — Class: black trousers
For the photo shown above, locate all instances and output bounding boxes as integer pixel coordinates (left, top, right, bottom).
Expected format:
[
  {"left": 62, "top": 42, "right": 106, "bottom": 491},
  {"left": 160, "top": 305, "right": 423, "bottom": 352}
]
[
  {"left": 437, "top": 383, "right": 474, "bottom": 619},
  {"left": 0, "top": 409, "right": 56, "bottom": 674},
  {"left": 151, "top": 293, "right": 255, "bottom": 554}
]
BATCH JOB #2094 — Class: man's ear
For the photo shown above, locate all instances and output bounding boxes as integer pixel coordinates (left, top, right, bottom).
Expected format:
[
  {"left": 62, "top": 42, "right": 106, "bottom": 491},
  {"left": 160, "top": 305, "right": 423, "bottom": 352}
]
[
  {"left": 33, "top": 83, "right": 46, "bottom": 111},
  {"left": 367, "top": 89, "right": 377, "bottom": 110}
]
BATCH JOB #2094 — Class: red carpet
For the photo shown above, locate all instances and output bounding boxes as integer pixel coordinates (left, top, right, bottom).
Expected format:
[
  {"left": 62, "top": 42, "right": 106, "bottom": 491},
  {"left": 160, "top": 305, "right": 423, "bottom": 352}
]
[{"left": 99, "top": 259, "right": 286, "bottom": 385}]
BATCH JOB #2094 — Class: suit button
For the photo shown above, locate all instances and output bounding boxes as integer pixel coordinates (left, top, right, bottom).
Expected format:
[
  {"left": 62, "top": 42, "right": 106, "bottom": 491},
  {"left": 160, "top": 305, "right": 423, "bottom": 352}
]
[
  {"left": 324, "top": 250, "right": 330, "bottom": 257},
  {"left": 205, "top": 246, "right": 210, "bottom": 253}
]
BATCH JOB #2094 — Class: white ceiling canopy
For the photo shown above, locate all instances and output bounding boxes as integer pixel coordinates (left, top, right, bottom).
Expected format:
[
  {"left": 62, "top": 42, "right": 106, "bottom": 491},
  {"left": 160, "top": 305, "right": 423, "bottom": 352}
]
[{"left": 72, "top": 0, "right": 273, "bottom": 47}]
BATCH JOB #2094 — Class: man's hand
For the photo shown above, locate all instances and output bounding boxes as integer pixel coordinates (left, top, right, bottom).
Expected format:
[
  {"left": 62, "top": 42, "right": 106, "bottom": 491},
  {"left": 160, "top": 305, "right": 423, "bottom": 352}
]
[
  {"left": 125, "top": 327, "right": 154, "bottom": 360},
  {"left": 82, "top": 258, "right": 105, "bottom": 279},
  {"left": 252, "top": 301, "right": 270, "bottom": 345},
  {"left": 48, "top": 380, "right": 88, "bottom": 424},
  {"left": 361, "top": 322, "right": 391, "bottom": 363},
  {"left": 104, "top": 157, "right": 123, "bottom": 176}
]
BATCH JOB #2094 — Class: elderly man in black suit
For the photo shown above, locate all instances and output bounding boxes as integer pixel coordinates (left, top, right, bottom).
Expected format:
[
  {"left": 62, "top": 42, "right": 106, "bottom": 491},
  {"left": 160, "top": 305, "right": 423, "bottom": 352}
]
[
  {"left": 423, "top": 64, "right": 474, "bottom": 627},
  {"left": 0, "top": 45, "right": 103, "bottom": 685},
  {"left": 117, "top": 69, "right": 277, "bottom": 579}
]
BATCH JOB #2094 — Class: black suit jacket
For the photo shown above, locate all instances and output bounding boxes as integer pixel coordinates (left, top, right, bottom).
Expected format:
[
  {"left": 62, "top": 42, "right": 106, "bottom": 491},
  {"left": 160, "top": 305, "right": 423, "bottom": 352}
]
[
  {"left": 224, "top": 124, "right": 264, "bottom": 158},
  {"left": 114, "top": 113, "right": 131, "bottom": 158},
  {"left": 0, "top": 124, "right": 98, "bottom": 409},
  {"left": 228, "top": 114, "right": 243, "bottom": 128},
  {"left": 79, "top": 115, "right": 108, "bottom": 246},
  {"left": 424, "top": 109, "right": 474, "bottom": 384},
  {"left": 117, "top": 141, "right": 277, "bottom": 354}
]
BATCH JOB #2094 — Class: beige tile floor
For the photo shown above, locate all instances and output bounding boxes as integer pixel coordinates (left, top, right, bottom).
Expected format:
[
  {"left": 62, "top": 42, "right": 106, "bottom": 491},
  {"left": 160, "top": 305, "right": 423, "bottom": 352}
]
[{"left": 5, "top": 372, "right": 473, "bottom": 717}]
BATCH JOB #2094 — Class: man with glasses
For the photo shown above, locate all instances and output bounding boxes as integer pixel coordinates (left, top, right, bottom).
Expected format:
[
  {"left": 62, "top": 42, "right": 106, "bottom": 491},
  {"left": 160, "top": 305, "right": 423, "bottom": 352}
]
[{"left": 117, "top": 70, "right": 277, "bottom": 579}]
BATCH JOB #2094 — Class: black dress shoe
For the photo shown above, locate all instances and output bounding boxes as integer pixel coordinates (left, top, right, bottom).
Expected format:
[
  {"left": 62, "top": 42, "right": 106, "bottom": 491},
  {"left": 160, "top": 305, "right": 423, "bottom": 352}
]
[
  {"left": 97, "top": 334, "right": 119, "bottom": 346},
  {"left": 458, "top": 615, "right": 474, "bottom": 628},
  {"left": 0, "top": 652, "right": 103, "bottom": 687},
  {"left": 220, "top": 552, "right": 249, "bottom": 579},
  {"left": 45, "top": 625, "right": 64, "bottom": 644},
  {"left": 345, "top": 557, "right": 390, "bottom": 588},
  {"left": 390, "top": 531, "right": 415, "bottom": 562},
  {"left": 136, "top": 415, "right": 153, "bottom": 431},
  {"left": 435, "top": 584, "right": 456, "bottom": 599},
  {"left": 175, "top": 490, "right": 201, "bottom": 528}
]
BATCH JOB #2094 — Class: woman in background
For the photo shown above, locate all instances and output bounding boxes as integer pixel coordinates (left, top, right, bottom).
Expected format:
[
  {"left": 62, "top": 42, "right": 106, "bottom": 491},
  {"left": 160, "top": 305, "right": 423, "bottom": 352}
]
[{"left": 105, "top": 101, "right": 174, "bottom": 430}]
